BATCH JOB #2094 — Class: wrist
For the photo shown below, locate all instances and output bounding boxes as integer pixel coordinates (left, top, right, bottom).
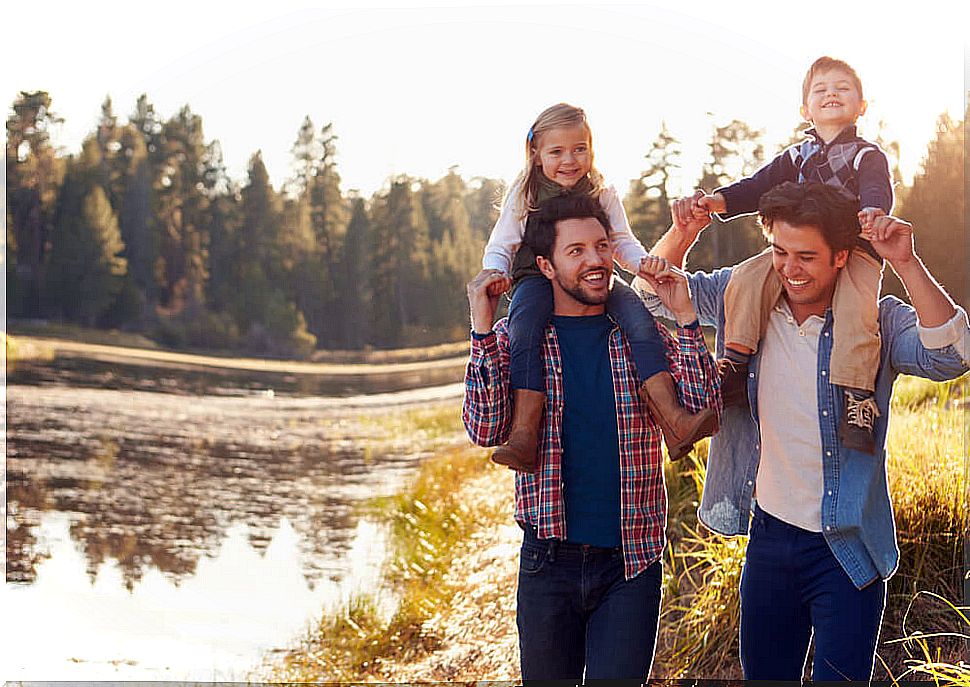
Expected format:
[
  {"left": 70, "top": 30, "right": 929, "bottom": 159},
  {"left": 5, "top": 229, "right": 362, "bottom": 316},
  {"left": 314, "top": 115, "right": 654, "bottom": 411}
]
[
  {"left": 470, "top": 308, "right": 495, "bottom": 335},
  {"left": 673, "top": 309, "right": 697, "bottom": 326},
  {"left": 712, "top": 192, "right": 727, "bottom": 213},
  {"left": 889, "top": 253, "right": 920, "bottom": 275}
]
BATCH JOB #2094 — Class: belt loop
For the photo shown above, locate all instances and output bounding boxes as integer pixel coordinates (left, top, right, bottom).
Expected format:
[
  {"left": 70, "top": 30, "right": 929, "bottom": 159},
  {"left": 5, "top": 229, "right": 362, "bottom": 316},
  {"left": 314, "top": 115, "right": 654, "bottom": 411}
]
[{"left": 548, "top": 539, "right": 558, "bottom": 563}]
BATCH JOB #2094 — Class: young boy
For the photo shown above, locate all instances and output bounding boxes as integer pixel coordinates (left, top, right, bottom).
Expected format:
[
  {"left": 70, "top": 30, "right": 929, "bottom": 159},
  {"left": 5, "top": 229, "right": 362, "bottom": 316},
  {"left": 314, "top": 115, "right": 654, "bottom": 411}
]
[{"left": 676, "top": 56, "right": 894, "bottom": 453}]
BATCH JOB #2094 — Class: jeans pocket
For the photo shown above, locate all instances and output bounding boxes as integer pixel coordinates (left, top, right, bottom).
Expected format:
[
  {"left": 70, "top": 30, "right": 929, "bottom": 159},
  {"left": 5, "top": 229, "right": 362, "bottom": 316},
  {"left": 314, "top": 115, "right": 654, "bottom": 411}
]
[
  {"left": 749, "top": 507, "right": 766, "bottom": 538},
  {"left": 519, "top": 542, "right": 548, "bottom": 575}
]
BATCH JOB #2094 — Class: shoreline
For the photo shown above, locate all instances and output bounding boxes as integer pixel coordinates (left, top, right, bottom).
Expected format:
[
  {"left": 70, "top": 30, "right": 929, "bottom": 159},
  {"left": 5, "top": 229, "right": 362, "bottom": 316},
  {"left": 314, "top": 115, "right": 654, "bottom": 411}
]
[{"left": 8, "top": 334, "right": 469, "bottom": 376}]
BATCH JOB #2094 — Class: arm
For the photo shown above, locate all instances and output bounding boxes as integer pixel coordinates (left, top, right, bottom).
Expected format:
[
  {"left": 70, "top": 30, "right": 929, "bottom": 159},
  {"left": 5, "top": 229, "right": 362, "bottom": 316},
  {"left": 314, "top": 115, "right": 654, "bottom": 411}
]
[
  {"left": 639, "top": 258, "right": 722, "bottom": 416},
  {"left": 462, "top": 327, "right": 514, "bottom": 447},
  {"left": 669, "top": 320, "right": 722, "bottom": 416},
  {"left": 855, "top": 147, "right": 894, "bottom": 215},
  {"left": 872, "top": 216, "right": 955, "bottom": 328},
  {"left": 600, "top": 184, "right": 649, "bottom": 273},
  {"left": 715, "top": 147, "right": 798, "bottom": 220},
  {"left": 870, "top": 216, "right": 970, "bottom": 375},
  {"left": 648, "top": 197, "right": 714, "bottom": 270},
  {"left": 462, "top": 269, "right": 515, "bottom": 446},
  {"left": 481, "top": 181, "right": 524, "bottom": 273},
  {"left": 856, "top": 148, "right": 895, "bottom": 233}
]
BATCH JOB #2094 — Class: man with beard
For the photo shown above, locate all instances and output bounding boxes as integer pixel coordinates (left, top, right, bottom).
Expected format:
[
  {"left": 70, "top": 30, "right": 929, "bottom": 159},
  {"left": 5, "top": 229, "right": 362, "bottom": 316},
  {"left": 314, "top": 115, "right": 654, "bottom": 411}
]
[{"left": 462, "top": 192, "right": 720, "bottom": 682}]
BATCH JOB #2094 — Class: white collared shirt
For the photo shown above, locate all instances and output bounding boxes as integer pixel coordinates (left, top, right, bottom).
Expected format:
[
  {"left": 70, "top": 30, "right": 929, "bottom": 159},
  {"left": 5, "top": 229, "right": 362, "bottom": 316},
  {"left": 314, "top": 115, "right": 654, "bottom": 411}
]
[{"left": 755, "top": 301, "right": 826, "bottom": 532}]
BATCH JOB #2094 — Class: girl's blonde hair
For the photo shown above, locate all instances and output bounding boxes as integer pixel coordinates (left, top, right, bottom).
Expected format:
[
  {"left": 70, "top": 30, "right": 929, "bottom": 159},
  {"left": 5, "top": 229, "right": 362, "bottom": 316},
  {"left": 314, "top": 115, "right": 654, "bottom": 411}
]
[{"left": 508, "top": 103, "right": 606, "bottom": 220}]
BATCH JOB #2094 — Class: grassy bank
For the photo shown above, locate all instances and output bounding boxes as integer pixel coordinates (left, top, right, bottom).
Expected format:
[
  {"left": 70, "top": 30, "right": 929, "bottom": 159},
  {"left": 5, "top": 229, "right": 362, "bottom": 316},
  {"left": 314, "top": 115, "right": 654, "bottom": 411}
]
[
  {"left": 263, "top": 373, "right": 967, "bottom": 681},
  {"left": 657, "top": 374, "right": 969, "bottom": 680},
  {"left": 262, "top": 434, "right": 508, "bottom": 681}
]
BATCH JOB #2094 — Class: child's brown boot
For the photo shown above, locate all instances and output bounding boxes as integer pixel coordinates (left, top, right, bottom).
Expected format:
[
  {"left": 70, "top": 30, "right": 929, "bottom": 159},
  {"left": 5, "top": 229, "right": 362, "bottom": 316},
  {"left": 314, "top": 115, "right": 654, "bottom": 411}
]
[
  {"left": 639, "top": 371, "right": 718, "bottom": 461},
  {"left": 491, "top": 388, "right": 545, "bottom": 473}
]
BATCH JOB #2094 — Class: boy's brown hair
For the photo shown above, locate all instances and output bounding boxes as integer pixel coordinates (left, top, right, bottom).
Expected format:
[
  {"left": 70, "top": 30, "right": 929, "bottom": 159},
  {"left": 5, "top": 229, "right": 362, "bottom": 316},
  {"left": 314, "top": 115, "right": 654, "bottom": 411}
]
[{"left": 801, "top": 56, "right": 864, "bottom": 104}]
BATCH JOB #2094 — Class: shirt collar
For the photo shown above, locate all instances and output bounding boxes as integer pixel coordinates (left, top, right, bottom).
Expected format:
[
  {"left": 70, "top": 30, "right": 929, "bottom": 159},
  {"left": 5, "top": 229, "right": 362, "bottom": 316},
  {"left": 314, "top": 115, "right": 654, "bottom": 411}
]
[
  {"left": 772, "top": 299, "right": 826, "bottom": 332},
  {"left": 805, "top": 125, "right": 859, "bottom": 146}
]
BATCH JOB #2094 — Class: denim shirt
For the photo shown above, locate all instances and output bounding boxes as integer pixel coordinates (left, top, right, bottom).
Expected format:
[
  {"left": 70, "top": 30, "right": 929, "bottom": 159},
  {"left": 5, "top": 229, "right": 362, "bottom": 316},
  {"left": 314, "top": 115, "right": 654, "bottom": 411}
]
[{"left": 645, "top": 267, "right": 970, "bottom": 589}]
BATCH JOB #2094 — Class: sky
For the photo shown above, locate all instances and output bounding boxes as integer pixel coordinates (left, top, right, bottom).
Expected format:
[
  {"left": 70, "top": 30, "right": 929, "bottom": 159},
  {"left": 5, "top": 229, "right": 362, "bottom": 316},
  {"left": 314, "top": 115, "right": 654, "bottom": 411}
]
[{"left": 5, "top": 1, "right": 968, "bottom": 200}]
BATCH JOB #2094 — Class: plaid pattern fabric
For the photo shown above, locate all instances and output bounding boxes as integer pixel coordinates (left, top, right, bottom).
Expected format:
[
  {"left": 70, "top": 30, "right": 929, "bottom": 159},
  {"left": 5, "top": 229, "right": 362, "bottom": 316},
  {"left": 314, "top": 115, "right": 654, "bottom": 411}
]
[
  {"left": 793, "top": 126, "right": 877, "bottom": 201},
  {"left": 463, "top": 318, "right": 720, "bottom": 580}
]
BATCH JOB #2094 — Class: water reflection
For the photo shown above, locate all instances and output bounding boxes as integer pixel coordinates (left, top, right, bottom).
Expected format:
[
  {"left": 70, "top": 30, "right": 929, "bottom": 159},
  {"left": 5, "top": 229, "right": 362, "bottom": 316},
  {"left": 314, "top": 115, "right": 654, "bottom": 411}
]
[
  {"left": 7, "top": 383, "right": 459, "bottom": 587},
  {"left": 5, "top": 375, "right": 464, "bottom": 678},
  {"left": 3, "top": 512, "right": 390, "bottom": 680}
]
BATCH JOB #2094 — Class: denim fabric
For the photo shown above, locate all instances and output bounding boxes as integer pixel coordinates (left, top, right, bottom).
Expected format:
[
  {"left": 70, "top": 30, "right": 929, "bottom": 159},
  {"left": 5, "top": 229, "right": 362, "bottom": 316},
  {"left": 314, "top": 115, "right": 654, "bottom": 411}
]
[
  {"left": 516, "top": 527, "right": 662, "bottom": 683},
  {"left": 607, "top": 275, "right": 669, "bottom": 382},
  {"left": 740, "top": 506, "right": 886, "bottom": 681},
  {"left": 645, "top": 267, "right": 970, "bottom": 588},
  {"left": 509, "top": 276, "right": 555, "bottom": 391}
]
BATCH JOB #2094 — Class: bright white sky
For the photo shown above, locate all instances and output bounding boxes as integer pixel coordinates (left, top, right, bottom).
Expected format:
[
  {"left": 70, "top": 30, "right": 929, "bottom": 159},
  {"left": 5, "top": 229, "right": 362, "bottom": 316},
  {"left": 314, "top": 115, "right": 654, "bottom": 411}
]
[{"left": 5, "top": 1, "right": 968, "bottom": 199}]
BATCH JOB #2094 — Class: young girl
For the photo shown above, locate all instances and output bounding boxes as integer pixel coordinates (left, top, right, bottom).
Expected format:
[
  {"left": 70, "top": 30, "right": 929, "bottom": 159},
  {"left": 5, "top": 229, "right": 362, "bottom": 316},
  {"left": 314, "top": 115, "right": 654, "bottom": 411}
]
[{"left": 483, "top": 103, "right": 717, "bottom": 472}]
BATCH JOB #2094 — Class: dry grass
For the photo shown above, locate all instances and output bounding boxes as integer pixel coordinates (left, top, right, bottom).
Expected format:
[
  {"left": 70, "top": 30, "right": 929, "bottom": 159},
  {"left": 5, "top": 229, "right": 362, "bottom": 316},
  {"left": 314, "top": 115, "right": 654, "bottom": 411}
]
[
  {"left": 259, "top": 373, "right": 967, "bottom": 682},
  {"left": 261, "top": 444, "right": 505, "bottom": 681}
]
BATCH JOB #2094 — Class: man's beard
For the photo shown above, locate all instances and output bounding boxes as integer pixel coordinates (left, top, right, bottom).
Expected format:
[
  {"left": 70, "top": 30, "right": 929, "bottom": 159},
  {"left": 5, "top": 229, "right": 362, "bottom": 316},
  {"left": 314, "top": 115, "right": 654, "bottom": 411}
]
[{"left": 555, "top": 271, "right": 611, "bottom": 306}]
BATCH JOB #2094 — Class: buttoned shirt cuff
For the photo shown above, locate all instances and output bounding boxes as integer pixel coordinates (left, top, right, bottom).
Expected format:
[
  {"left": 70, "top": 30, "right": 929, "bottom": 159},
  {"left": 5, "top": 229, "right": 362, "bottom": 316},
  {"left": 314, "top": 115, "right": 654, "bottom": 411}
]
[
  {"left": 676, "top": 321, "right": 706, "bottom": 352},
  {"left": 470, "top": 329, "right": 499, "bottom": 358},
  {"left": 918, "top": 306, "right": 970, "bottom": 364}
]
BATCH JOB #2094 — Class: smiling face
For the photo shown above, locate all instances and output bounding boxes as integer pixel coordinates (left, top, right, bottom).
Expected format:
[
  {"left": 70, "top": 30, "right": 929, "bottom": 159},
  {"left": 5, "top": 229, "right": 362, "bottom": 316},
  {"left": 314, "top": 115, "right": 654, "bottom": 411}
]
[
  {"left": 536, "top": 216, "right": 612, "bottom": 315},
  {"left": 534, "top": 124, "right": 593, "bottom": 189},
  {"left": 800, "top": 67, "right": 867, "bottom": 136},
  {"left": 769, "top": 219, "right": 849, "bottom": 322}
]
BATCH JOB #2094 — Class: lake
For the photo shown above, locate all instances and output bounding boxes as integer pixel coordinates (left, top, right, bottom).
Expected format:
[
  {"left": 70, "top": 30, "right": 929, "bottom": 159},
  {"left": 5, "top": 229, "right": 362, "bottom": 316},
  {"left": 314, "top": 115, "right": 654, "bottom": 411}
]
[{"left": 3, "top": 353, "right": 465, "bottom": 680}]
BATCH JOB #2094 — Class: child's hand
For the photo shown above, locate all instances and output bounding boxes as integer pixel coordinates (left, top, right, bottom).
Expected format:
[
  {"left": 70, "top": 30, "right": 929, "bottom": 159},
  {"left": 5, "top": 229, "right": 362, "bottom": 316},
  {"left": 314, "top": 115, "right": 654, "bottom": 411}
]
[
  {"left": 638, "top": 255, "right": 696, "bottom": 325},
  {"left": 868, "top": 215, "right": 915, "bottom": 266},
  {"left": 485, "top": 271, "right": 512, "bottom": 297},
  {"left": 467, "top": 269, "right": 511, "bottom": 333},
  {"left": 671, "top": 191, "right": 714, "bottom": 235},
  {"left": 858, "top": 207, "right": 886, "bottom": 239},
  {"left": 638, "top": 254, "right": 671, "bottom": 281},
  {"left": 695, "top": 192, "right": 726, "bottom": 216}
]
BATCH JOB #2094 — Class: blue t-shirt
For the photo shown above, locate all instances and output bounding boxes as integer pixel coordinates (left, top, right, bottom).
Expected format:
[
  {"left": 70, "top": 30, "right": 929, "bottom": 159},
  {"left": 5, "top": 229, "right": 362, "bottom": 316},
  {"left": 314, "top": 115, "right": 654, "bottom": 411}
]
[{"left": 553, "top": 314, "right": 622, "bottom": 547}]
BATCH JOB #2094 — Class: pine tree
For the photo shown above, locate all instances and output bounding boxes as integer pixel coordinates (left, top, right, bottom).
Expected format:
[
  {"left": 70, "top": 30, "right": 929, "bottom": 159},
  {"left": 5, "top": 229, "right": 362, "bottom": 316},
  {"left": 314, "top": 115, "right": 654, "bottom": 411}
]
[
  {"left": 6, "top": 91, "right": 65, "bottom": 316},
  {"left": 46, "top": 140, "right": 127, "bottom": 326},
  {"left": 424, "top": 169, "right": 482, "bottom": 337},
  {"left": 625, "top": 122, "right": 680, "bottom": 251},
  {"left": 464, "top": 176, "right": 504, "bottom": 244},
  {"left": 341, "top": 195, "right": 372, "bottom": 347},
  {"left": 369, "top": 176, "right": 431, "bottom": 346},
  {"left": 689, "top": 120, "right": 767, "bottom": 271},
  {"left": 153, "top": 105, "right": 210, "bottom": 313},
  {"left": 234, "top": 152, "right": 316, "bottom": 356}
]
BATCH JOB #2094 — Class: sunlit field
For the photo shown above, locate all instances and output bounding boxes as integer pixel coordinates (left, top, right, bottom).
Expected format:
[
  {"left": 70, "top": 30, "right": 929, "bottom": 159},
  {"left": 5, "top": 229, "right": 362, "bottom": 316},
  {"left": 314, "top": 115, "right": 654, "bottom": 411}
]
[{"left": 261, "top": 373, "right": 968, "bottom": 681}]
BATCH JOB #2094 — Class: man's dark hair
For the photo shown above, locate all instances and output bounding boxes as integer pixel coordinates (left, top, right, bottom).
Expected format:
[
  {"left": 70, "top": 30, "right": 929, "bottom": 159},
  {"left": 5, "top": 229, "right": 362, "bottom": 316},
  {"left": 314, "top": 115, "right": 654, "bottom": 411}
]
[
  {"left": 758, "top": 182, "right": 860, "bottom": 254},
  {"left": 524, "top": 193, "right": 611, "bottom": 261}
]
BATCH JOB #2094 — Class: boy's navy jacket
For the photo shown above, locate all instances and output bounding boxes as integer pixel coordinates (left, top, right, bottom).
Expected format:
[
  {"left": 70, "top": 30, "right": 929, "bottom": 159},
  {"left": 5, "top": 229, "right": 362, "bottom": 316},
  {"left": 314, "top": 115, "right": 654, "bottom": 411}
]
[{"left": 716, "top": 126, "right": 894, "bottom": 219}]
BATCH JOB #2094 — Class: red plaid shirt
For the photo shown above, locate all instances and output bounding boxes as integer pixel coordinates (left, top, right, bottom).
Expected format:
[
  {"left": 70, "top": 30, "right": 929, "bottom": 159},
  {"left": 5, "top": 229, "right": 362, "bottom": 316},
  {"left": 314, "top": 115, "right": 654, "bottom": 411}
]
[{"left": 463, "top": 318, "right": 720, "bottom": 580}]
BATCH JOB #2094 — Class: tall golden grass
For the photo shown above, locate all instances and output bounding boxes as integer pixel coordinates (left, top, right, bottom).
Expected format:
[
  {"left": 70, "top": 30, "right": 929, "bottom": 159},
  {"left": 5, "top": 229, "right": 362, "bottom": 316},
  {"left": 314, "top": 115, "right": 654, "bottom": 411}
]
[
  {"left": 656, "top": 374, "right": 968, "bottom": 680},
  {"left": 263, "top": 374, "right": 966, "bottom": 681}
]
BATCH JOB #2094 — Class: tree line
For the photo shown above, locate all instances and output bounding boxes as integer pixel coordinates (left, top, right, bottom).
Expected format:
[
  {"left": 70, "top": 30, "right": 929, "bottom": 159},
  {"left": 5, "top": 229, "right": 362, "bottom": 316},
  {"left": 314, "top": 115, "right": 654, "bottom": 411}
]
[{"left": 7, "top": 91, "right": 966, "bottom": 356}]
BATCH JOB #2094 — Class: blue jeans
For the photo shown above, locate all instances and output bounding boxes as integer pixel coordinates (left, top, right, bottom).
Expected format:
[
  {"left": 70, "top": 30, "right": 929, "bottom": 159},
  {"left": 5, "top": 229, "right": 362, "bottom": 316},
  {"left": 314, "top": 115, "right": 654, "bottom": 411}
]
[
  {"left": 509, "top": 275, "right": 668, "bottom": 392},
  {"left": 516, "top": 526, "right": 662, "bottom": 683},
  {"left": 740, "top": 505, "right": 886, "bottom": 682}
]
